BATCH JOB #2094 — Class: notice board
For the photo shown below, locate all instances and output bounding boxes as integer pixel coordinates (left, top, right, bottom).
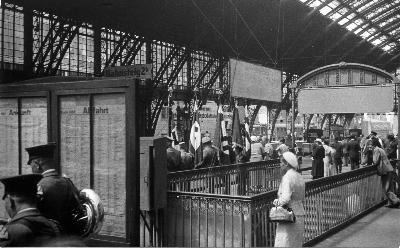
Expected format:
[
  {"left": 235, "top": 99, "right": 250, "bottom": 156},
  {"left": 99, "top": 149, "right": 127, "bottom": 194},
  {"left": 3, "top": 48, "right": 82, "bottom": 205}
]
[
  {"left": 230, "top": 58, "right": 282, "bottom": 102},
  {"left": 298, "top": 85, "right": 393, "bottom": 114}
]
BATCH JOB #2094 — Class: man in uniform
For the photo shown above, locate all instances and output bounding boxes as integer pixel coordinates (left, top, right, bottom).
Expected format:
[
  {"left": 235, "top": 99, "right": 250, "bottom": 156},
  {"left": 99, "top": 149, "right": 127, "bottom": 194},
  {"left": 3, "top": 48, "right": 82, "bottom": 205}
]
[
  {"left": 26, "top": 143, "right": 81, "bottom": 235},
  {"left": 0, "top": 174, "right": 60, "bottom": 246}
]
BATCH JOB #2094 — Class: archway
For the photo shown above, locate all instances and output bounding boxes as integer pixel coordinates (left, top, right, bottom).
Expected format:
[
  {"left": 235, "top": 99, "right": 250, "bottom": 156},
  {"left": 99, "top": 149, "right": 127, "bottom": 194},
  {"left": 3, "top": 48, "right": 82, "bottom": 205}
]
[{"left": 289, "top": 62, "right": 400, "bottom": 147}]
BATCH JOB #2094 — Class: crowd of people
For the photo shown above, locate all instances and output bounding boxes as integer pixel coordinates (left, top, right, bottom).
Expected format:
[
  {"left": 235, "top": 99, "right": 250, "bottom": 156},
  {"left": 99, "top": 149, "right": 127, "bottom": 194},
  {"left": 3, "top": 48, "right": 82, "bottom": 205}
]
[
  {"left": 311, "top": 131, "right": 400, "bottom": 208},
  {"left": 166, "top": 132, "right": 286, "bottom": 172}
]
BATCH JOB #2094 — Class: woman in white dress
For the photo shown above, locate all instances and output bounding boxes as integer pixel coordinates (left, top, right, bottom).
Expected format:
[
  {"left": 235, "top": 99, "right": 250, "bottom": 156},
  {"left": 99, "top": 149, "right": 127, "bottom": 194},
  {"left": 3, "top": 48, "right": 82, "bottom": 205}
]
[
  {"left": 323, "top": 139, "right": 332, "bottom": 177},
  {"left": 273, "top": 151, "right": 306, "bottom": 247}
]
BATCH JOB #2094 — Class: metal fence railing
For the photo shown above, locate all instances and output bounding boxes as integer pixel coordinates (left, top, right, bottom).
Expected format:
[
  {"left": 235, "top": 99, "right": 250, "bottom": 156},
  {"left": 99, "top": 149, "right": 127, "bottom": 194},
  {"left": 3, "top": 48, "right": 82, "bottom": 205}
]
[
  {"left": 167, "top": 160, "right": 281, "bottom": 196},
  {"left": 165, "top": 165, "right": 384, "bottom": 247}
]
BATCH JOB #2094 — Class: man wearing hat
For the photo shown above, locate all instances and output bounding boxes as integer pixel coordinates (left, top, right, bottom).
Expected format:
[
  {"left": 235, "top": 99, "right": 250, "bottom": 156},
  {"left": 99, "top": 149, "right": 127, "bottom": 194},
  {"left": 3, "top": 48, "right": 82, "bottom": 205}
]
[
  {"left": 195, "top": 136, "right": 221, "bottom": 168},
  {"left": 0, "top": 174, "right": 60, "bottom": 246},
  {"left": 347, "top": 135, "right": 361, "bottom": 170},
  {"left": 26, "top": 143, "right": 80, "bottom": 235}
]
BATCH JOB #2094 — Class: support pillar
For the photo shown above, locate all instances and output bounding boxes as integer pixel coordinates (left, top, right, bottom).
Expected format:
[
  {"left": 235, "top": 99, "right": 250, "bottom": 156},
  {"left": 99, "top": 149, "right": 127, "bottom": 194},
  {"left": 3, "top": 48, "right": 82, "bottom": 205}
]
[
  {"left": 291, "top": 89, "right": 295, "bottom": 149},
  {"left": 93, "top": 25, "right": 102, "bottom": 77}
]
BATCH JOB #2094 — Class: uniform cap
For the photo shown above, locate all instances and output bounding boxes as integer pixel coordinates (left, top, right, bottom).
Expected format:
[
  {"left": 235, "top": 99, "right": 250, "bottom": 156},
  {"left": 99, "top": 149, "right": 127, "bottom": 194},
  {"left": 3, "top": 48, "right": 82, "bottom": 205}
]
[
  {"left": 370, "top": 131, "right": 377, "bottom": 136},
  {"left": 0, "top": 174, "right": 42, "bottom": 199},
  {"left": 282, "top": 151, "right": 299, "bottom": 169},
  {"left": 25, "top": 143, "right": 56, "bottom": 165}
]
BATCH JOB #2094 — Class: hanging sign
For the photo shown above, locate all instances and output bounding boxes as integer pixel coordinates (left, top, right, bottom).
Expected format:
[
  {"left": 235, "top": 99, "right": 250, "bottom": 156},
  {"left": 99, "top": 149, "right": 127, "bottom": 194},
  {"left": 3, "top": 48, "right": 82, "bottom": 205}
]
[{"left": 104, "top": 64, "right": 152, "bottom": 79}]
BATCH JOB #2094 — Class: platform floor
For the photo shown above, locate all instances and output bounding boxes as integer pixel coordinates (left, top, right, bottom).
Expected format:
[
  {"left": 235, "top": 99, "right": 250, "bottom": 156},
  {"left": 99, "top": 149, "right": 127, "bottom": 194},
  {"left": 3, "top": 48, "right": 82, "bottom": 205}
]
[{"left": 314, "top": 206, "right": 400, "bottom": 247}]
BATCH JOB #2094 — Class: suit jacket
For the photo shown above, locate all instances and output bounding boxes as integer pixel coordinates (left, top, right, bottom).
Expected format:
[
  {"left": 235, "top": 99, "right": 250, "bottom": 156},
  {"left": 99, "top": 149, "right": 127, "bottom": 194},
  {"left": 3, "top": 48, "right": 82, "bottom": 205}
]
[
  {"left": 38, "top": 170, "right": 80, "bottom": 234},
  {"left": 0, "top": 208, "right": 60, "bottom": 247},
  {"left": 347, "top": 139, "right": 360, "bottom": 159}
]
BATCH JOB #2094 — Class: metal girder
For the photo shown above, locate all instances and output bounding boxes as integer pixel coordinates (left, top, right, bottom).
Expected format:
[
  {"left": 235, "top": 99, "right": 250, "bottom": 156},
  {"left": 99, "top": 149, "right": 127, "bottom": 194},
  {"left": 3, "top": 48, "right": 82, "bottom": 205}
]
[
  {"left": 305, "top": 114, "right": 314, "bottom": 131},
  {"left": 193, "top": 58, "right": 217, "bottom": 89},
  {"left": 122, "top": 39, "right": 145, "bottom": 66},
  {"left": 320, "top": 114, "right": 328, "bottom": 129},
  {"left": 32, "top": 16, "right": 64, "bottom": 65},
  {"left": 246, "top": 105, "right": 261, "bottom": 133},
  {"left": 35, "top": 18, "right": 68, "bottom": 74},
  {"left": 153, "top": 46, "right": 180, "bottom": 87},
  {"left": 50, "top": 24, "right": 81, "bottom": 75},
  {"left": 102, "top": 33, "right": 131, "bottom": 70},
  {"left": 270, "top": 74, "right": 294, "bottom": 138},
  {"left": 149, "top": 50, "right": 191, "bottom": 134},
  {"left": 166, "top": 50, "right": 191, "bottom": 87},
  {"left": 333, "top": 114, "right": 340, "bottom": 125},
  {"left": 197, "top": 59, "right": 228, "bottom": 108}
]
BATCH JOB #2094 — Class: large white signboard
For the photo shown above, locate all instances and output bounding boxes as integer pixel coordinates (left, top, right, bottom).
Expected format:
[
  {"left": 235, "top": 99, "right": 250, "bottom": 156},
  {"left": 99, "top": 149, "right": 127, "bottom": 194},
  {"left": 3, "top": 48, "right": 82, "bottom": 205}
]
[
  {"left": 230, "top": 59, "right": 281, "bottom": 102},
  {"left": 298, "top": 85, "right": 393, "bottom": 114}
]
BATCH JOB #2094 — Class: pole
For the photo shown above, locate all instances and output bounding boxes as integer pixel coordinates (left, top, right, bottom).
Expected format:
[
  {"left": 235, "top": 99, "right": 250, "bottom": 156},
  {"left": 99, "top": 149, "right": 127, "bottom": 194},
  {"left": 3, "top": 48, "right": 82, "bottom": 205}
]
[
  {"left": 291, "top": 89, "right": 296, "bottom": 149},
  {"left": 397, "top": 89, "right": 400, "bottom": 161}
]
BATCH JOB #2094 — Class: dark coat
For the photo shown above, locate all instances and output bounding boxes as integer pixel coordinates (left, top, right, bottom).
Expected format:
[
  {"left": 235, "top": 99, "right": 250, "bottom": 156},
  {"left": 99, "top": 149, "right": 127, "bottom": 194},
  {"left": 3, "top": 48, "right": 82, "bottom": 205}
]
[
  {"left": 0, "top": 209, "right": 60, "bottom": 247},
  {"left": 312, "top": 145, "right": 325, "bottom": 178},
  {"left": 167, "top": 147, "right": 182, "bottom": 172},
  {"left": 37, "top": 170, "right": 80, "bottom": 234},
  {"left": 347, "top": 139, "right": 360, "bottom": 160}
]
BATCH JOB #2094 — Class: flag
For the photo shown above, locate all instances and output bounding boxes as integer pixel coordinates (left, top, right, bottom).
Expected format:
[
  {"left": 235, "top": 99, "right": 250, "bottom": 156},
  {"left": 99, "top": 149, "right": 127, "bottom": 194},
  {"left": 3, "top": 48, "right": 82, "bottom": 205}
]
[
  {"left": 189, "top": 105, "right": 202, "bottom": 165},
  {"left": 214, "top": 105, "right": 230, "bottom": 159},
  {"left": 244, "top": 105, "right": 251, "bottom": 153},
  {"left": 170, "top": 126, "right": 179, "bottom": 149},
  {"left": 232, "top": 106, "right": 244, "bottom": 148}
]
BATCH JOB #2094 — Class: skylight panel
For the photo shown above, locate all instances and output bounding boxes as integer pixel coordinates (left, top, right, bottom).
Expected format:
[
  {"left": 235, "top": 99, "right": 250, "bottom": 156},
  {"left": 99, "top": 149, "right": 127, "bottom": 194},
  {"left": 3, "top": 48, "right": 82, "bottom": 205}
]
[
  {"left": 338, "top": 18, "right": 350, "bottom": 25},
  {"left": 310, "top": 0, "right": 322, "bottom": 8},
  {"left": 328, "top": 0, "right": 340, "bottom": 8},
  {"left": 346, "top": 22, "right": 358, "bottom": 31},
  {"left": 361, "top": 31, "right": 370, "bottom": 39},
  {"left": 330, "top": 12, "right": 342, "bottom": 21},
  {"left": 382, "top": 45, "right": 391, "bottom": 51},
  {"left": 371, "top": 39, "right": 381, "bottom": 46},
  {"left": 338, "top": 7, "right": 349, "bottom": 15},
  {"left": 320, "top": 6, "right": 332, "bottom": 15}
]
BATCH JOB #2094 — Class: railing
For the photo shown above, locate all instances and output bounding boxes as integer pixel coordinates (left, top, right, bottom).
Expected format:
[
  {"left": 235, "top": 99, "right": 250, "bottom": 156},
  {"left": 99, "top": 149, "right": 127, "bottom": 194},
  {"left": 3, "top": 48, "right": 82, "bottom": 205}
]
[
  {"left": 167, "top": 160, "right": 281, "bottom": 196},
  {"left": 165, "top": 165, "right": 384, "bottom": 247}
]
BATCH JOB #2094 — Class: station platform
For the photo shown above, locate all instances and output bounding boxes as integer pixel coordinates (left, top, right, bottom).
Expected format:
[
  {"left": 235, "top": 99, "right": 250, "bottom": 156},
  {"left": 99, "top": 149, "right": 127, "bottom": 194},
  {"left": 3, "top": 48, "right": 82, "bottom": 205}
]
[{"left": 314, "top": 206, "right": 400, "bottom": 247}]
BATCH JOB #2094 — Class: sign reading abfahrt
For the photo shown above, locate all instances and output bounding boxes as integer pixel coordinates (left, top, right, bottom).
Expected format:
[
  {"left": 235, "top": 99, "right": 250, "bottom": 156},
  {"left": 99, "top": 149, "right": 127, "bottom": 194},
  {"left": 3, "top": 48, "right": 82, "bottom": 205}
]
[{"left": 104, "top": 64, "right": 152, "bottom": 79}]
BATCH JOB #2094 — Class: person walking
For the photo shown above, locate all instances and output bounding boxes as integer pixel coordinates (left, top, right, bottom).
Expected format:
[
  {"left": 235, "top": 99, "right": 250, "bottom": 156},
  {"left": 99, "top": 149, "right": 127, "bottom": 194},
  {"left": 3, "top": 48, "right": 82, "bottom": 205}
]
[
  {"left": 347, "top": 135, "right": 361, "bottom": 170},
  {"left": 371, "top": 138, "right": 400, "bottom": 208},
  {"left": 312, "top": 139, "right": 325, "bottom": 179},
  {"left": 0, "top": 174, "right": 61, "bottom": 246},
  {"left": 25, "top": 143, "right": 81, "bottom": 235},
  {"left": 341, "top": 137, "right": 349, "bottom": 167},
  {"left": 333, "top": 137, "right": 343, "bottom": 173},
  {"left": 273, "top": 152, "right": 305, "bottom": 247}
]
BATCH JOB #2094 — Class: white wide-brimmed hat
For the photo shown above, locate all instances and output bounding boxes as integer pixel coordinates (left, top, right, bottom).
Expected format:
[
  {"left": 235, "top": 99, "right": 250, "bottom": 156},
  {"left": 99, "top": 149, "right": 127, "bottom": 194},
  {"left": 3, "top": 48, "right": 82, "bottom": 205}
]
[{"left": 282, "top": 151, "right": 298, "bottom": 169}]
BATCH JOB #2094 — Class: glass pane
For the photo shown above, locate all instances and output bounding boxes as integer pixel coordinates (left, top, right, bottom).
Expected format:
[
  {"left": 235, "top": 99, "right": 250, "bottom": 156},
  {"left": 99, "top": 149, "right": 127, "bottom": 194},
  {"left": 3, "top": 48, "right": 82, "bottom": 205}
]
[
  {"left": 0, "top": 98, "right": 18, "bottom": 219},
  {"left": 20, "top": 98, "right": 48, "bottom": 174},
  {"left": 59, "top": 95, "right": 90, "bottom": 189},
  {"left": 93, "top": 93, "right": 126, "bottom": 238}
]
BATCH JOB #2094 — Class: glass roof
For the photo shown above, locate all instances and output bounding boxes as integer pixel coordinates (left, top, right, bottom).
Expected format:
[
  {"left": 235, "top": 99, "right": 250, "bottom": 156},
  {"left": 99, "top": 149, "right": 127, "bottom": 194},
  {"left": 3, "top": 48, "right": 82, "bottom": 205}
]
[{"left": 298, "top": 0, "right": 400, "bottom": 54}]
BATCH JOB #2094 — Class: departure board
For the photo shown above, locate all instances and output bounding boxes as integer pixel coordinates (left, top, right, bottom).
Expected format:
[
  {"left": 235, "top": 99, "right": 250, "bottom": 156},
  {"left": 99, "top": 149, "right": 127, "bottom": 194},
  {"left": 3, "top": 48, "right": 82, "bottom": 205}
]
[
  {"left": 59, "top": 93, "right": 126, "bottom": 238},
  {"left": 93, "top": 93, "right": 126, "bottom": 237},
  {"left": 0, "top": 98, "right": 18, "bottom": 219},
  {"left": 20, "top": 98, "right": 48, "bottom": 174},
  {"left": 59, "top": 95, "right": 91, "bottom": 189}
]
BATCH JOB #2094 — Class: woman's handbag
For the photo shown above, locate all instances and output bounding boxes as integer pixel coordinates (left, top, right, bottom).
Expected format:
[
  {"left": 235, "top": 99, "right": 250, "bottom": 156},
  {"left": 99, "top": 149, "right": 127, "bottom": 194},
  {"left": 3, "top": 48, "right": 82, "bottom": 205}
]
[{"left": 269, "top": 205, "right": 296, "bottom": 223}]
